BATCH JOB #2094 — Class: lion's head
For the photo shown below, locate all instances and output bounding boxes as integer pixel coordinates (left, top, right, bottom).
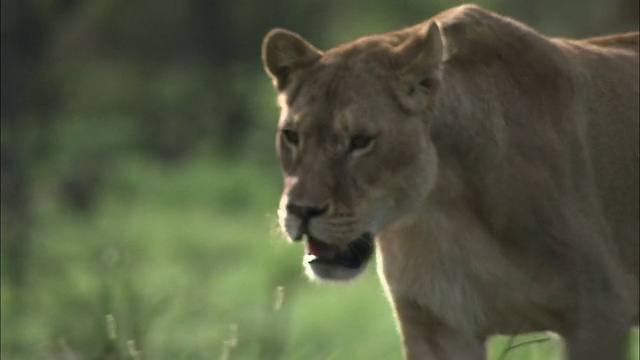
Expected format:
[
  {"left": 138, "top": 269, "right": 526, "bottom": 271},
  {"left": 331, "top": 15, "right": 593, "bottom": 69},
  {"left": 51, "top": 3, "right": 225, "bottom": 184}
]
[{"left": 262, "top": 22, "right": 444, "bottom": 281}]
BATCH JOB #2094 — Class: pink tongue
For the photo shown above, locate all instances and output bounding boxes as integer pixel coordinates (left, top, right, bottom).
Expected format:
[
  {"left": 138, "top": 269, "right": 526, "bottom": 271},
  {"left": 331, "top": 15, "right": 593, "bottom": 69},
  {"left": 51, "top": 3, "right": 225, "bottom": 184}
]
[{"left": 306, "top": 239, "right": 340, "bottom": 259}]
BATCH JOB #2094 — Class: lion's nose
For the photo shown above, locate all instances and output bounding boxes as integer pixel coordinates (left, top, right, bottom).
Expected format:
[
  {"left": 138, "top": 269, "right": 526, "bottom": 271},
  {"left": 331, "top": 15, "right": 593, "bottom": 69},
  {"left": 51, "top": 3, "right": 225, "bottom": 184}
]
[{"left": 286, "top": 203, "right": 328, "bottom": 222}]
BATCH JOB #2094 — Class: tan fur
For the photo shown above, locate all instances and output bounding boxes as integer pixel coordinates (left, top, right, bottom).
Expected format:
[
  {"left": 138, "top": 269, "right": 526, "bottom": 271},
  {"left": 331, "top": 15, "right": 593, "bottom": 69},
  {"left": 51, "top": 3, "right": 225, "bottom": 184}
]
[{"left": 262, "top": 4, "right": 639, "bottom": 359}]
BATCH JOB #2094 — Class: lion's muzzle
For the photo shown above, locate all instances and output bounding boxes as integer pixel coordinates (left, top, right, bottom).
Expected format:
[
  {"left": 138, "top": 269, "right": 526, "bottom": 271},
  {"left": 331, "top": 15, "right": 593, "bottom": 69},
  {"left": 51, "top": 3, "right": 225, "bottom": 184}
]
[{"left": 302, "top": 233, "right": 375, "bottom": 281}]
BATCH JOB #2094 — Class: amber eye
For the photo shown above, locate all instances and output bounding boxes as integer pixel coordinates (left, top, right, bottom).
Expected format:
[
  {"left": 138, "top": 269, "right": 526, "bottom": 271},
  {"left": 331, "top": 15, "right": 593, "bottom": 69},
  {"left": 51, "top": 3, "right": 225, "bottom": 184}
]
[
  {"left": 349, "top": 135, "right": 374, "bottom": 152},
  {"left": 282, "top": 129, "right": 299, "bottom": 146}
]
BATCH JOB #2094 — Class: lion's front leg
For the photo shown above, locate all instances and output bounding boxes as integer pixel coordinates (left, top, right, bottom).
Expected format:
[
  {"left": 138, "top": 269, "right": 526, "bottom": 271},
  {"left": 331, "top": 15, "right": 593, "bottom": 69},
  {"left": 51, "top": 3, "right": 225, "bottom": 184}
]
[
  {"left": 561, "top": 296, "right": 632, "bottom": 360},
  {"left": 394, "top": 301, "right": 486, "bottom": 360},
  {"left": 557, "top": 251, "right": 636, "bottom": 360},
  {"left": 563, "top": 326, "right": 629, "bottom": 360}
]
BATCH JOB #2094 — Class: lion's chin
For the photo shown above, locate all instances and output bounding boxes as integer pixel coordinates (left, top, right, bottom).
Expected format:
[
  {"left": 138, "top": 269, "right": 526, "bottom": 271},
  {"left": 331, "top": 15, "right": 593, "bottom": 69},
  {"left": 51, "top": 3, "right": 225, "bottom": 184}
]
[{"left": 302, "top": 233, "right": 374, "bottom": 282}]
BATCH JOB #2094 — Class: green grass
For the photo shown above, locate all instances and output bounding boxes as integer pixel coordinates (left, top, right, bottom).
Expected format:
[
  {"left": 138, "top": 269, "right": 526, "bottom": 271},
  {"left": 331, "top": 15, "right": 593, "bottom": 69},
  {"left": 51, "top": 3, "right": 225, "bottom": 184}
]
[{"left": 1, "top": 155, "right": 638, "bottom": 359}]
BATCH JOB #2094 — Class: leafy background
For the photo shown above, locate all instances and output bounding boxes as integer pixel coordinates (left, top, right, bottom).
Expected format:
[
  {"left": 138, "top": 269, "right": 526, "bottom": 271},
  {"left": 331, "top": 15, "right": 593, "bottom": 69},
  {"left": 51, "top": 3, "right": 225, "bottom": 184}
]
[{"left": 1, "top": 0, "right": 638, "bottom": 359}]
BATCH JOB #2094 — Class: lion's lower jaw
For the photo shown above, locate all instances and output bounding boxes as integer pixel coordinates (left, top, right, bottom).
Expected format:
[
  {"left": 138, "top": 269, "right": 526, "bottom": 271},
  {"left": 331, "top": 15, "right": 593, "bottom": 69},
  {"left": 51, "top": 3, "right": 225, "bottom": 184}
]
[{"left": 303, "top": 260, "right": 369, "bottom": 282}]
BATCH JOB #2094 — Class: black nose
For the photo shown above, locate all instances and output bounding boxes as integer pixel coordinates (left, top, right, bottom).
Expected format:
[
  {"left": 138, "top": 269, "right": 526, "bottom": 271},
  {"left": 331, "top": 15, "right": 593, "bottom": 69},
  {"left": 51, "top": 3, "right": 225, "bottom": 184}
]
[{"left": 286, "top": 203, "right": 328, "bottom": 222}]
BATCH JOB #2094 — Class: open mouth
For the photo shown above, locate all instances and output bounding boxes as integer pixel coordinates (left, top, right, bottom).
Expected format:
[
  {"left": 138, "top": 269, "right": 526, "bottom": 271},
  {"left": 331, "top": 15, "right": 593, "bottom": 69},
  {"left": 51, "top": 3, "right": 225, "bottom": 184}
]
[{"left": 302, "top": 233, "right": 374, "bottom": 275}]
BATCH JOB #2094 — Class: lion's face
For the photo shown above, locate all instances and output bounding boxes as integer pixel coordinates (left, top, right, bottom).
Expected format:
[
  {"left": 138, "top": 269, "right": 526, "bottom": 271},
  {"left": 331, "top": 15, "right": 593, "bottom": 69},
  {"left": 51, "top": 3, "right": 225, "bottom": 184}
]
[{"left": 262, "top": 23, "right": 443, "bottom": 280}]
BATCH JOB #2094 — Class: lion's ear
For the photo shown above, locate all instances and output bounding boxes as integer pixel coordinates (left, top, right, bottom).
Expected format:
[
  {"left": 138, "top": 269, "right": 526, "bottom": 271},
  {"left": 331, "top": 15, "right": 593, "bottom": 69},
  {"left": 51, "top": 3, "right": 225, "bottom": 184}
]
[
  {"left": 262, "top": 29, "right": 323, "bottom": 90},
  {"left": 391, "top": 21, "right": 443, "bottom": 76}
]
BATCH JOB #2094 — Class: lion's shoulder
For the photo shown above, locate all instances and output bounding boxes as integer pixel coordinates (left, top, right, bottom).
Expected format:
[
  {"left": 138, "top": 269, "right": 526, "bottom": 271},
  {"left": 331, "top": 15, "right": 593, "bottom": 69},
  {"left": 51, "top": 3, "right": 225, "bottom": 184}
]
[
  {"left": 426, "top": 5, "right": 559, "bottom": 66},
  {"left": 433, "top": 5, "right": 639, "bottom": 63}
]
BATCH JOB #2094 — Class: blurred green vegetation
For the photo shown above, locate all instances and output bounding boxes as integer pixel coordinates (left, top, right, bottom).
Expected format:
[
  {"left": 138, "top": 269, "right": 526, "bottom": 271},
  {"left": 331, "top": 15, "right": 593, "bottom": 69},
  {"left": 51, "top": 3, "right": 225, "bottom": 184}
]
[{"left": 1, "top": 0, "right": 638, "bottom": 359}]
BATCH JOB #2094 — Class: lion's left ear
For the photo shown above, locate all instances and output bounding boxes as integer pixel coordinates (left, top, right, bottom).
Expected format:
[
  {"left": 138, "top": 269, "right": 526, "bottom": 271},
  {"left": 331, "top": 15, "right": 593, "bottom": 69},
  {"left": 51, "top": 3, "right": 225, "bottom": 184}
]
[
  {"left": 391, "top": 21, "right": 443, "bottom": 77},
  {"left": 262, "top": 29, "right": 323, "bottom": 90},
  {"left": 390, "top": 21, "right": 444, "bottom": 113}
]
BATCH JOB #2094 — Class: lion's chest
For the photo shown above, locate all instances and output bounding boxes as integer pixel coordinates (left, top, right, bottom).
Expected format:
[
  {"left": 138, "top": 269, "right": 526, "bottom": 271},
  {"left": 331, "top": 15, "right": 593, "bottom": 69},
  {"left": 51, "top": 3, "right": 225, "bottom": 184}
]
[{"left": 375, "top": 210, "right": 519, "bottom": 334}]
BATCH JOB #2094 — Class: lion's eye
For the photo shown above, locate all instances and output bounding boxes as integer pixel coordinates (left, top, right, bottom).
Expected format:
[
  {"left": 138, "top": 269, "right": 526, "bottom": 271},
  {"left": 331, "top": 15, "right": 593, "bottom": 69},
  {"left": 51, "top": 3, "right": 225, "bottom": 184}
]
[
  {"left": 282, "top": 129, "right": 299, "bottom": 146},
  {"left": 349, "top": 135, "right": 374, "bottom": 152}
]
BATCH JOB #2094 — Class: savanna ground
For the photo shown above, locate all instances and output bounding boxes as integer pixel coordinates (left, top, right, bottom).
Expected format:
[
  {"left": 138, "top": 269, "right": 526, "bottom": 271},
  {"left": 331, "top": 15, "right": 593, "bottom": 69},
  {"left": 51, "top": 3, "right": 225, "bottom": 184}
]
[{"left": 2, "top": 154, "right": 637, "bottom": 359}]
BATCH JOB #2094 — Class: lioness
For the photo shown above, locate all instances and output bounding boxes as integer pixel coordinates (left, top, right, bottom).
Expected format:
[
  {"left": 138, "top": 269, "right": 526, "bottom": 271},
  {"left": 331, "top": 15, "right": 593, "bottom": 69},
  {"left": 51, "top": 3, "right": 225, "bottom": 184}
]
[{"left": 261, "top": 4, "right": 639, "bottom": 360}]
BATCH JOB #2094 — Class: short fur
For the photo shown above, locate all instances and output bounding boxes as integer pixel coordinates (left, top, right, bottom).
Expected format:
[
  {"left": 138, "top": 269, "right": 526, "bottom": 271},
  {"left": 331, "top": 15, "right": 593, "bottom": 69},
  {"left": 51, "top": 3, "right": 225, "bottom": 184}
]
[{"left": 262, "top": 4, "right": 639, "bottom": 360}]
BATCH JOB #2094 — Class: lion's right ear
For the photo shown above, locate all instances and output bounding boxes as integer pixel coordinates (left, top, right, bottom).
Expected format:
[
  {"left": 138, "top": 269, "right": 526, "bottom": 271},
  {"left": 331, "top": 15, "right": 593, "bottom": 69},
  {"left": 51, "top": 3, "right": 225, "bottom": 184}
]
[{"left": 262, "top": 29, "right": 323, "bottom": 90}]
